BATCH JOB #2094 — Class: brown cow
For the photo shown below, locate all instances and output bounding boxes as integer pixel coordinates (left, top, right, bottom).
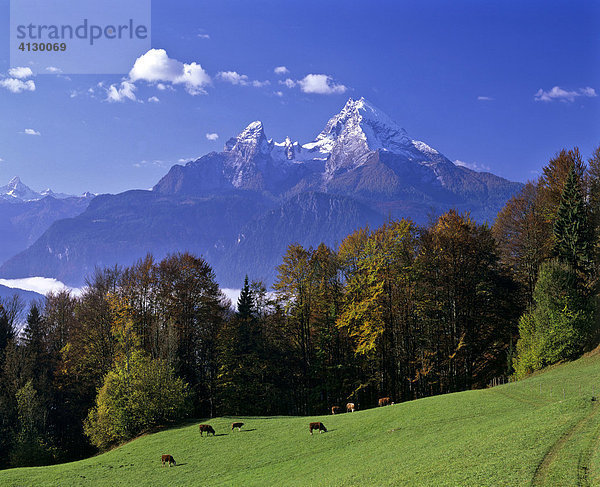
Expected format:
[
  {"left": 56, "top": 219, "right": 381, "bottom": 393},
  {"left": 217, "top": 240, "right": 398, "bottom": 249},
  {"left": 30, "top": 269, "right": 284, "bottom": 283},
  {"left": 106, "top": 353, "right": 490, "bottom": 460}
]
[
  {"left": 231, "top": 422, "right": 244, "bottom": 431},
  {"left": 309, "top": 422, "right": 327, "bottom": 435},
  {"left": 331, "top": 406, "right": 341, "bottom": 415},
  {"left": 378, "top": 397, "right": 391, "bottom": 407},
  {"left": 346, "top": 402, "right": 356, "bottom": 413},
  {"left": 198, "top": 424, "right": 216, "bottom": 436},
  {"left": 161, "top": 454, "right": 176, "bottom": 467}
]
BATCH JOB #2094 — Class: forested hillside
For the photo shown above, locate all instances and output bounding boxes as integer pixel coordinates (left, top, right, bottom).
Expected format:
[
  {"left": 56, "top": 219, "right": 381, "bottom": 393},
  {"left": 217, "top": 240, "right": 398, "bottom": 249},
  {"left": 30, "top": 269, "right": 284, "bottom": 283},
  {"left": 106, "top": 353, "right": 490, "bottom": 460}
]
[
  {"left": 2, "top": 351, "right": 600, "bottom": 486},
  {"left": 0, "top": 145, "right": 597, "bottom": 469}
]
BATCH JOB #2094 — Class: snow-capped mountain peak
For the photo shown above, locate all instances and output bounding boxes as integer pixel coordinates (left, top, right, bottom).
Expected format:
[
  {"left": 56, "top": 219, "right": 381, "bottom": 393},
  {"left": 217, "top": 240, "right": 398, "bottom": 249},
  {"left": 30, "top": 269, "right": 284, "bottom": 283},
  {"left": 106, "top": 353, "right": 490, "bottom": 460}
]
[
  {"left": 0, "top": 177, "right": 83, "bottom": 203},
  {"left": 0, "top": 177, "right": 42, "bottom": 202},
  {"left": 225, "top": 120, "right": 272, "bottom": 162},
  {"left": 220, "top": 98, "right": 443, "bottom": 176},
  {"left": 313, "top": 97, "right": 412, "bottom": 155},
  {"left": 301, "top": 97, "right": 427, "bottom": 179},
  {"left": 158, "top": 96, "right": 497, "bottom": 196},
  {"left": 238, "top": 120, "right": 266, "bottom": 141}
]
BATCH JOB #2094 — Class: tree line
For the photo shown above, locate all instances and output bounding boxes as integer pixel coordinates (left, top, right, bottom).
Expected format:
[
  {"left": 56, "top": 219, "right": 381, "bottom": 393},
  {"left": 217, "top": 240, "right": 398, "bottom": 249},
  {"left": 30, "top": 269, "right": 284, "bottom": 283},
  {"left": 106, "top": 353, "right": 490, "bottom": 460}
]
[
  {"left": 0, "top": 145, "right": 598, "bottom": 468},
  {"left": 494, "top": 147, "right": 600, "bottom": 376}
]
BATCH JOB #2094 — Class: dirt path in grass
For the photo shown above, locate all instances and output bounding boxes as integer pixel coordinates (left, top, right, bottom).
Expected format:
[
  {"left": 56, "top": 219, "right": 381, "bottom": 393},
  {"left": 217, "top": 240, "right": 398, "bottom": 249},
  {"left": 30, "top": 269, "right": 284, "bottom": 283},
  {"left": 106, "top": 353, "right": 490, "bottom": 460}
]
[{"left": 531, "top": 401, "right": 599, "bottom": 487}]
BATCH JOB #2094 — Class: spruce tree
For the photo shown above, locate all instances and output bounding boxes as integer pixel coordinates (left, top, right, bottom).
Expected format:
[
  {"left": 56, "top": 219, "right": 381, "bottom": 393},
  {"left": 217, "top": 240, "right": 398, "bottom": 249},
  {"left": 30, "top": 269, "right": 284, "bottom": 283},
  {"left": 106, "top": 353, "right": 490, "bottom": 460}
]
[
  {"left": 553, "top": 166, "right": 592, "bottom": 274},
  {"left": 586, "top": 146, "right": 600, "bottom": 271},
  {"left": 0, "top": 304, "right": 14, "bottom": 355},
  {"left": 20, "top": 303, "right": 49, "bottom": 389},
  {"left": 237, "top": 275, "right": 254, "bottom": 321},
  {"left": 22, "top": 304, "right": 44, "bottom": 351},
  {"left": 218, "top": 276, "right": 266, "bottom": 415}
]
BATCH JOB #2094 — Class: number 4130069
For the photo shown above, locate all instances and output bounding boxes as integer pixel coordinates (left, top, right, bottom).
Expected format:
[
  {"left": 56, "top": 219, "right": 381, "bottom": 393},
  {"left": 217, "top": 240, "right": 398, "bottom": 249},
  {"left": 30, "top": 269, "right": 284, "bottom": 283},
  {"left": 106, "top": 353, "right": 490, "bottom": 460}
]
[{"left": 18, "top": 42, "right": 67, "bottom": 52}]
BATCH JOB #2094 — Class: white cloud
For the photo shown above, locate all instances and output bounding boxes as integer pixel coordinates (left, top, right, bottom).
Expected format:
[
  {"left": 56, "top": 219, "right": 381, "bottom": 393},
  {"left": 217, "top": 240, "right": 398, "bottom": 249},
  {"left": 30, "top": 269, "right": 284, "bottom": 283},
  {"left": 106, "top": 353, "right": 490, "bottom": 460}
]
[
  {"left": 0, "top": 157, "right": 4, "bottom": 162},
  {"left": 280, "top": 78, "right": 296, "bottom": 88},
  {"left": 217, "top": 71, "right": 269, "bottom": 88},
  {"left": 477, "top": 96, "right": 494, "bottom": 101},
  {"left": 134, "top": 159, "right": 168, "bottom": 168},
  {"left": 129, "top": 48, "right": 211, "bottom": 95},
  {"left": 45, "top": 66, "right": 62, "bottom": 74},
  {"left": 534, "top": 86, "right": 597, "bottom": 103},
  {"left": 156, "top": 83, "right": 175, "bottom": 91},
  {"left": 217, "top": 71, "right": 249, "bottom": 85},
  {"left": 274, "top": 91, "right": 283, "bottom": 97},
  {"left": 148, "top": 96, "right": 160, "bottom": 103},
  {"left": 221, "top": 288, "right": 241, "bottom": 309},
  {"left": 198, "top": 34, "right": 210, "bottom": 39},
  {"left": 454, "top": 160, "right": 490, "bottom": 172},
  {"left": 278, "top": 74, "right": 348, "bottom": 95},
  {"left": 106, "top": 80, "right": 137, "bottom": 102},
  {"left": 0, "top": 78, "right": 35, "bottom": 93},
  {"left": 71, "top": 85, "right": 98, "bottom": 99},
  {"left": 0, "top": 277, "right": 83, "bottom": 297},
  {"left": 23, "top": 128, "right": 41, "bottom": 136},
  {"left": 579, "top": 87, "right": 597, "bottom": 97},
  {"left": 298, "top": 74, "right": 347, "bottom": 95},
  {"left": 8, "top": 67, "right": 33, "bottom": 79},
  {"left": 205, "top": 132, "right": 219, "bottom": 141},
  {"left": 274, "top": 66, "right": 289, "bottom": 75}
]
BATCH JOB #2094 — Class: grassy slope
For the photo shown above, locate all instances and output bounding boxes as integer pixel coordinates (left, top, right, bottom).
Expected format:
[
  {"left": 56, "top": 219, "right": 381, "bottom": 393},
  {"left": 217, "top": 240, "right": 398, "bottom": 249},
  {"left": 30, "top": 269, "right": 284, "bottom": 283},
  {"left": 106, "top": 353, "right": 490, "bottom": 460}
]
[{"left": 3, "top": 352, "right": 600, "bottom": 487}]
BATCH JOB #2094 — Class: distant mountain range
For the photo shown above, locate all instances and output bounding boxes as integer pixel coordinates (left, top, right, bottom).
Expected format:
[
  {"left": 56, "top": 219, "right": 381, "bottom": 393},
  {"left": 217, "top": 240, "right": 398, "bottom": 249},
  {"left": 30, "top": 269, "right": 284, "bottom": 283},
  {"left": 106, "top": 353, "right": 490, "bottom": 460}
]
[
  {"left": 0, "top": 176, "right": 92, "bottom": 203},
  {"left": 0, "top": 98, "right": 522, "bottom": 287},
  {"left": 0, "top": 178, "right": 94, "bottom": 264}
]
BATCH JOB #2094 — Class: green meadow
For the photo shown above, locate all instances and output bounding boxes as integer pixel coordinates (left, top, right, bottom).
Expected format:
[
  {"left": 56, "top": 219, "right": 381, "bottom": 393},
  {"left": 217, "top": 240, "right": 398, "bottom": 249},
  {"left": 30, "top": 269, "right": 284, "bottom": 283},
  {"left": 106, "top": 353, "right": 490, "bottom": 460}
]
[{"left": 2, "top": 351, "right": 600, "bottom": 486}]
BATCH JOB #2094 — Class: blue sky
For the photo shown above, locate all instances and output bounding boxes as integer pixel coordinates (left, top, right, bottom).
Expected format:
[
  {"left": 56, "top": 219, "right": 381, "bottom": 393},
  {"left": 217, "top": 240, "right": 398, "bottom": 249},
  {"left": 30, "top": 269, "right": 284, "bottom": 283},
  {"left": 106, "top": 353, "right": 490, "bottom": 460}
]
[{"left": 0, "top": 0, "right": 598, "bottom": 195}]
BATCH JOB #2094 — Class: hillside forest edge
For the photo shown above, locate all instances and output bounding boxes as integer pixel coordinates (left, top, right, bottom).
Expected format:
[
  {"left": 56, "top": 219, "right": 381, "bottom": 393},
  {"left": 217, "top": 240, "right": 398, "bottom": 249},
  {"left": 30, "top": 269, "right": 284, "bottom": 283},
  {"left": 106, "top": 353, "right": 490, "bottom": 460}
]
[{"left": 0, "top": 145, "right": 598, "bottom": 467}]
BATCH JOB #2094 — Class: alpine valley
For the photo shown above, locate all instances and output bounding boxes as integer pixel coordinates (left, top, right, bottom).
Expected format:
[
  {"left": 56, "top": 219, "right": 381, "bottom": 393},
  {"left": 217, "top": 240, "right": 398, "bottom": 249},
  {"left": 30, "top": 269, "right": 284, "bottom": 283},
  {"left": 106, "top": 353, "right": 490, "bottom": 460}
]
[{"left": 0, "top": 98, "right": 523, "bottom": 287}]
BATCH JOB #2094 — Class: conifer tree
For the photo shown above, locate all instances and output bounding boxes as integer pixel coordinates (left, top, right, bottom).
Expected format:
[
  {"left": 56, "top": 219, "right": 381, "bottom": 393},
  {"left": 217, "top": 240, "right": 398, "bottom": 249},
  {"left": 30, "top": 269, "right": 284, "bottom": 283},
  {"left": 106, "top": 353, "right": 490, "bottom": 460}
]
[
  {"left": 22, "top": 304, "right": 44, "bottom": 351},
  {"left": 539, "top": 147, "right": 586, "bottom": 222},
  {"left": 237, "top": 275, "right": 254, "bottom": 322},
  {"left": 20, "top": 303, "right": 52, "bottom": 394},
  {"left": 586, "top": 146, "right": 600, "bottom": 269},
  {"left": 0, "top": 304, "right": 14, "bottom": 356},
  {"left": 553, "top": 167, "right": 592, "bottom": 275},
  {"left": 218, "top": 276, "right": 268, "bottom": 415}
]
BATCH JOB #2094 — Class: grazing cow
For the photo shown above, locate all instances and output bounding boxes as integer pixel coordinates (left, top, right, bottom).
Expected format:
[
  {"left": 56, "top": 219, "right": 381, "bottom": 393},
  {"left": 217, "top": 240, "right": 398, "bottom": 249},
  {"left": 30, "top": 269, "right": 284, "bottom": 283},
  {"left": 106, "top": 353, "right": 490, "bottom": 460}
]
[
  {"left": 331, "top": 406, "right": 341, "bottom": 415},
  {"left": 346, "top": 402, "right": 356, "bottom": 413},
  {"left": 309, "top": 422, "right": 328, "bottom": 435},
  {"left": 198, "top": 424, "right": 216, "bottom": 436},
  {"left": 231, "top": 422, "right": 244, "bottom": 431},
  {"left": 161, "top": 454, "right": 176, "bottom": 467},
  {"left": 378, "top": 397, "right": 391, "bottom": 407}
]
